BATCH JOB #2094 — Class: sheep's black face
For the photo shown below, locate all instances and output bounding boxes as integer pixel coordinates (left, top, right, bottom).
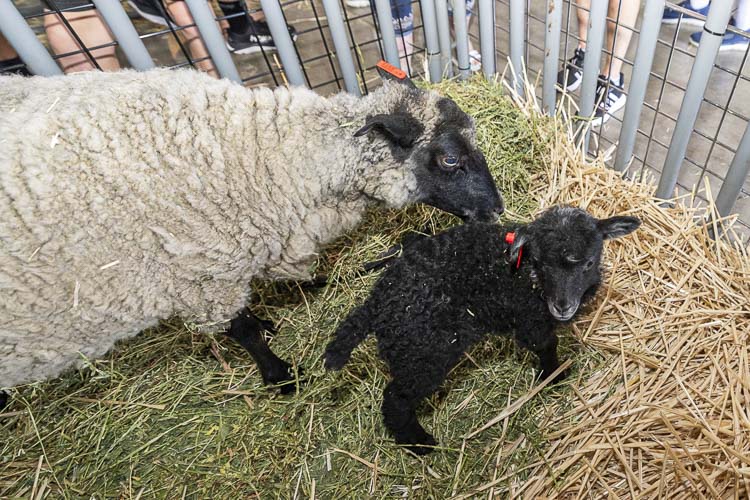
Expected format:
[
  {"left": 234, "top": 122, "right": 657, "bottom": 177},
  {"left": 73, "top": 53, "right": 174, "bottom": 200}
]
[
  {"left": 412, "top": 99, "right": 504, "bottom": 222},
  {"left": 354, "top": 96, "right": 503, "bottom": 222},
  {"left": 512, "top": 207, "right": 641, "bottom": 321}
]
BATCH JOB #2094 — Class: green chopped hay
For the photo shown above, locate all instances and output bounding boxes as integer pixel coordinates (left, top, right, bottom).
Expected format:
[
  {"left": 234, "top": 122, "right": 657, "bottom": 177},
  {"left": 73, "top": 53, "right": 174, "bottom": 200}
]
[{"left": 6, "top": 76, "right": 746, "bottom": 498}]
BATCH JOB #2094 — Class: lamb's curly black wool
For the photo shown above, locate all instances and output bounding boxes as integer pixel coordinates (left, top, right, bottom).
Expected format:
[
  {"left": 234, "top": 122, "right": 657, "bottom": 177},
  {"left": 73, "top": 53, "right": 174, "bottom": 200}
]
[{"left": 325, "top": 206, "right": 640, "bottom": 454}]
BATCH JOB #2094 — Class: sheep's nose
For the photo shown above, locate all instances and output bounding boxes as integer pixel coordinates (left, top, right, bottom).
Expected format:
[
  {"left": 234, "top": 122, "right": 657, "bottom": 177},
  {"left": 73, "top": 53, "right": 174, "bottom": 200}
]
[
  {"left": 551, "top": 301, "right": 577, "bottom": 319},
  {"left": 492, "top": 200, "right": 505, "bottom": 218}
]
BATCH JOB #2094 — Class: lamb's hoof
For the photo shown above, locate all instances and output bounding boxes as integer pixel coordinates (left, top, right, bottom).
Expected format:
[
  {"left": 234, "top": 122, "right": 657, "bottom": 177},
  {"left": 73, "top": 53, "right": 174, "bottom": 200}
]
[
  {"left": 397, "top": 431, "right": 437, "bottom": 455},
  {"left": 303, "top": 274, "right": 329, "bottom": 289},
  {"left": 323, "top": 349, "right": 347, "bottom": 371},
  {"left": 265, "top": 362, "right": 304, "bottom": 395},
  {"left": 542, "top": 368, "right": 569, "bottom": 384},
  {"left": 0, "top": 391, "right": 7, "bottom": 411},
  {"left": 259, "top": 319, "right": 277, "bottom": 334}
]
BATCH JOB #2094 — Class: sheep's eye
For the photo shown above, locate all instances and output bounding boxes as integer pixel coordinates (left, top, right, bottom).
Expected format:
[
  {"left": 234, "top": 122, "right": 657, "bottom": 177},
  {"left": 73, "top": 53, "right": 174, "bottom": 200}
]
[
  {"left": 441, "top": 155, "right": 460, "bottom": 169},
  {"left": 584, "top": 259, "right": 594, "bottom": 270}
]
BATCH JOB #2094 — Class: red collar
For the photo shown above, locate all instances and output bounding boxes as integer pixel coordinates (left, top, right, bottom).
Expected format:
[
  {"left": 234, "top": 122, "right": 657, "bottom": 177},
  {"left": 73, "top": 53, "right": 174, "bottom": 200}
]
[{"left": 504, "top": 232, "right": 523, "bottom": 269}]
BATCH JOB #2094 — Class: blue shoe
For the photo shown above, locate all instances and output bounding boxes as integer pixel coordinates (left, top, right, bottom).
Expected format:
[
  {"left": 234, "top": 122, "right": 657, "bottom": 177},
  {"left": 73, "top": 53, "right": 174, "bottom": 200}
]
[
  {"left": 689, "top": 23, "right": 750, "bottom": 52},
  {"left": 662, "top": 0, "right": 709, "bottom": 27}
]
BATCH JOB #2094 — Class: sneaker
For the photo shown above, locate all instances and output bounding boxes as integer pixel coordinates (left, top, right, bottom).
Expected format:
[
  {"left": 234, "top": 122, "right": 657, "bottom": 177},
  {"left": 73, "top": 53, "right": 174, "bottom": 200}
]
[
  {"left": 128, "top": 0, "right": 168, "bottom": 26},
  {"left": 226, "top": 18, "right": 298, "bottom": 54},
  {"left": 557, "top": 48, "right": 585, "bottom": 92},
  {"left": 346, "top": 0, "right": 370, "bottom": 7},
  {"left": 592, "top": 74, "right": 626, "bottom": 127},
  {"left": 0, "top": 56, "right": 32, "bottom": 76},
  {"left": 689, "top": 22, "right": 750, "bottom": 51},
  {"left": 469, "top": 49, "right": 481, "bottom": 72},
  {"left": 661, "top": 0, "right": 709, "bottom": 27}
]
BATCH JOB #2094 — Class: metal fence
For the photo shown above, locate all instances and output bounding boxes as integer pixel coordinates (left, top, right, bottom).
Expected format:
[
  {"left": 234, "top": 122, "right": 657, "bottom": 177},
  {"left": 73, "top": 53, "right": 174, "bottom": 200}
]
[{"left": 2, "top": 0, "right": 749, "bottom": 245}]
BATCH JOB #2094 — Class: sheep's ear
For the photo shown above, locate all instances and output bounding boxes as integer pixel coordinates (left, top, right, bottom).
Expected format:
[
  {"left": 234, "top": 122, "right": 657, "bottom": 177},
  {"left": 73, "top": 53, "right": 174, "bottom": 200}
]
[
  {"left": 597, "top": 216, "right": 641, "bottom": 240},
  {"left": 353, "top": 113, "right": 424, "bottom": 148},
  {"left": 509, "top": 230, "right": 528, "bottom": 264},
  {"left": 375, "top": 60, "right": 418, "bottom": 89}
]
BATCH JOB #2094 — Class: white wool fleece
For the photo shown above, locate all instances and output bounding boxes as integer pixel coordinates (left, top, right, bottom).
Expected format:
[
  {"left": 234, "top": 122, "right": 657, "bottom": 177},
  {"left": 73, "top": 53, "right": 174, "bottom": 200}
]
[{"left": 0, "top": 69, "right": 453, "bottom": 388}]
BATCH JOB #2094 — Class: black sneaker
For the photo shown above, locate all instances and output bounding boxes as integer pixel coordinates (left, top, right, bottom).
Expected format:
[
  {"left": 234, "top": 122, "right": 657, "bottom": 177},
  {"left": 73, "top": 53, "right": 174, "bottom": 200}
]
[
  {"left": 226, "top": 18, "right": 298, "bottom": 54},
  {"left": 557, "top": 48, "right": 585, "bottom": 92},
  {"left": 0, "top": 56, "right": 32, "bottom": 76},
  {"left": 128, "top": 0, "right": 169, "bottom": 26},
  {"left": 592, "top": 73, "right": 626, "bottom": 127}
]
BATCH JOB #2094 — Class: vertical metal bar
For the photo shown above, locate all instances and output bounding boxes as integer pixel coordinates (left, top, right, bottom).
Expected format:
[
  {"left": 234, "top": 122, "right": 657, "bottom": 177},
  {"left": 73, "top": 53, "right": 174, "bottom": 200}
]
[
  {"left": 373, "top": 0, "right": 400, "bottom": 67},
  {"left": 542, "top": 0, "right": 562, "bottom": 114},
  {"left": 258, "top": 0, "right": 306, "bottom": 86},
  {"left": 183, "top": 0, "right": 241, "bottom": 82},
  {"left": 453, "top": 0, "right": 470, "bottom": 79},
  {"left": 613, "top": 0, "right": 666, "bottom": 172},
  {"left": 434, "top": 0, "right": 453, "bottom": 77},
  {"left": 478, "top": 0, "right": 496, "bottom": 79},
  {"left": 509, "top": 0, "right": 525, "bottom": 94},
  {"left": 92, "top": 0, "right": 155, "bottom": 71},
  {"left": 0, "top": 0, "right": 61, "bottom": 76},
  {"left": 577, "top": 0, "right": 607, "bottom": 151},
  {"left": 420, "top": 0, "right": 442, "bottom": 82},
  {"left": 714, "top": 121, "right": 750, "bottom": 218},
  {"left": 656, "top": 0, "right": 733, "bottom": 199},
  {"left": 321, "top": 0, "right": 361, "bottom": 94}
]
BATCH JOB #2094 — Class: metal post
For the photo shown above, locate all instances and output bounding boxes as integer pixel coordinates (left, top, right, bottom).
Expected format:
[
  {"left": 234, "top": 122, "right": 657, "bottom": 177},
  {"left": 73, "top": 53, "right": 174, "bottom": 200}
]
[
  {"left": 420, "top": 0, "right": 442, "bottom": 82},
  {"left": 183, "top": 0, "right": 242, "bottom": 83},
  {"left": 614, "top": 0, "right": 666, "bottom": 172},
  {"left": 434, "top": 0, "right": 453, "bottom": 77},
  {"left": 478, "top": 0, "right": 495, "bottom": 79},
  {"left": 92, "top": 0, "right": 155, "bottom": 71},
  {"left": 258, "top": 0, "right": 306, "bottom": 86},
  {"left": 714, "top": 121, "right": 750, "bottom": 218},
  {"left": 0, "top": 0, "right": 61, "bottom": 76},
  {"left": 453, "top": 0, "right": 470, "bottom": 79},
  {"left": 656, "top": 0, "right": 733, "bottom": 199},
  {"left": 321, "top": 0, "right": 360, "bottom": 94},
  {"left": 509, "top": 0, "right": 525, "bottom": 94},
  {"left": 577, "top": 0, "right": 607, "bottom": 151},
  {"left": 373, "top": 0, "right": 400, "bottom": 67},
  {"left": 542, "top": 0, "right": 562, "bottom": 114}
]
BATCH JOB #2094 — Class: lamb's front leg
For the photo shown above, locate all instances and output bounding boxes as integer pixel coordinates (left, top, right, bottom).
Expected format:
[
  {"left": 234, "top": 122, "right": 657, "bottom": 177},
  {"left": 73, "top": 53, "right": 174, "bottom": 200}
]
[
  {"left": 515, "top": 326, "right": 567, "bottom": 383},
  {"left": 0, "top": 391, "right": 7, "bottom": 411},
  {"left": 226, "top": 309, "right": 301, "bottom": 394}
]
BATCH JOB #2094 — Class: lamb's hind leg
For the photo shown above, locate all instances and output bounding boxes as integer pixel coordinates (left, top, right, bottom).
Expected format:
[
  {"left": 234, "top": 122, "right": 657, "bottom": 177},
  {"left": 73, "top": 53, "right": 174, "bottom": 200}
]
[
  {"left": 226, "top": 309, "right": 300, "bottom": 394},
  {"left": 0, "top": 391, "right": 7, "bottom": 411},
  {"left": 382, "top": 377, "right": 441, "bottom": 455}
]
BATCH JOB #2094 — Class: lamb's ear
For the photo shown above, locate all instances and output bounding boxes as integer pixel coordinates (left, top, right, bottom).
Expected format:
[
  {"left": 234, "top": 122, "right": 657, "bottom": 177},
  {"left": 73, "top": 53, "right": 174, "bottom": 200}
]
[
  {"left": 353, "top": 113, "right": 424, "bottom": 148},
  {"left": 509, "top": 230, "right": 529, "bottom": 264},
  {"left": 596, "top": 216, "right": 641, "bottom": 240},
  {"left": 375, "top": 60, "right": 418, "bottom": 89}
]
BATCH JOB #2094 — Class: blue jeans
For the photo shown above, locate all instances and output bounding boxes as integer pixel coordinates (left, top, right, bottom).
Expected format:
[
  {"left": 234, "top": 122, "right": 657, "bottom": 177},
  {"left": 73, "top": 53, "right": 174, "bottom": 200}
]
[{"left": 385, "top": 0, "right": 475, "bottom": 36}]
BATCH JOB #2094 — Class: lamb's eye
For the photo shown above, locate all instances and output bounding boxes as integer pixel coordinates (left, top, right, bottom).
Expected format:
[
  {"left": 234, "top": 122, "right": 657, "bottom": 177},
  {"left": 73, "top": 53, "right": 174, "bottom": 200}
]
[
  {"left": 441, "top": 155, "right": 460, "bottom": 169},
  {"left": 584, "top": 259, "right": 594, "bottom": 270}
]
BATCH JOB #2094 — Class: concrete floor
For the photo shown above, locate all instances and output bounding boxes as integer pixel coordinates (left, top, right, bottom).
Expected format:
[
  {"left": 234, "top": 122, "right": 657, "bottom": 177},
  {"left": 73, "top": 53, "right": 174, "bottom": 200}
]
[{"left": 8, "top": 0, "right": 750, "bottom": 243}]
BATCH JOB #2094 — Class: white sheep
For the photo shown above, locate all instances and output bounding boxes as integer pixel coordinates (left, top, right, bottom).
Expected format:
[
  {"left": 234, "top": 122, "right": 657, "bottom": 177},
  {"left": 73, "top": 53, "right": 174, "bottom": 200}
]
[{"left": 0, "top": 68, "right": 503, "bottom": 397}]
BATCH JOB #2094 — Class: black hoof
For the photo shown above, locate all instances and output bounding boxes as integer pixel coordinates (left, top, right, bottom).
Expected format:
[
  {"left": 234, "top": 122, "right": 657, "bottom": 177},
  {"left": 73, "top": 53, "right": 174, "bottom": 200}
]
[
  {"left": 396, "top": 430, "right": 437, "bottom": 455},
  {"left": 302, "top": 274, "right": 329, "bottom": 289},
  {"left": 258, "top": 319, "right": 276, "bottom": 334},
  {"left": 264, "top": 362, "right": 304, "bottom": 395},
  {"left": 541, "top": 367, "right": 569, "bottom": 384},
  {"left": 0, "top": 391, "right": 7, "bottom": 411},
  {"left": 323, "top": 349, "right": 347, "bottom": 371}
]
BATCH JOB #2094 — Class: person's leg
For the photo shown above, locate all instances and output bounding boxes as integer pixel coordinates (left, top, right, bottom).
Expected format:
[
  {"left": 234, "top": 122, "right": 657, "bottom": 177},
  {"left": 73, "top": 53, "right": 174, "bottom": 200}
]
[
  {"left": 44, "top": 8, "right": 119, "bottom": 73},
  {"left": 576, "top": 0, "right": 591, "bottom": 50},
  {"left": 0, "top": 33, "right": 17, "bottom": 61},
  {"left": 163, "top": 0, "right": 218, "bottom": 76},
  {"left": 447, "top": 0, "right": 481, "bottom": 70},
  {"left": 391, "top": 0, "right": 414, "bottom": 73},
  {"left": 602, "top": 0, "right": 641, "bottom": 80}
]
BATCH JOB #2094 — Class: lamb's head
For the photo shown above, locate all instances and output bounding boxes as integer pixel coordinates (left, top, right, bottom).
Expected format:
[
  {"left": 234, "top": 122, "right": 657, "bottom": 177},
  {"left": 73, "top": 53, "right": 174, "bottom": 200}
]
[
  {"left": 354, "top": 82, "right": 503, "bottom": 222},
  {"left": 510, "top": 206, "right": 640, "bottom": 321}
]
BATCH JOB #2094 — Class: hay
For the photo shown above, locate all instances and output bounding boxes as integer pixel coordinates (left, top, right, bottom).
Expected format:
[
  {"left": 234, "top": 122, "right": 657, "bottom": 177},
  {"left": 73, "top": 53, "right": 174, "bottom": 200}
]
[{"left": 1, "top": 77, "right": 748, "bottom": 498}]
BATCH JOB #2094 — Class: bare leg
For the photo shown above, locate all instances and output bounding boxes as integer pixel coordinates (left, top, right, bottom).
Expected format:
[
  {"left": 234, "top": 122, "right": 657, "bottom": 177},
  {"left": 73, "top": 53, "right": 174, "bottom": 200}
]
[
  {"left": 576, "top": 0, "right": 590, "bottom": 50},
  {"left": 226, "top": 309, "right": 300, "bottom": 394},
  {"left": 602, "top": 0, "right": 641, "bottom": 79},
  {"left": 0, "top": 33, "right": 17, "bottom": 60},
  {"left": 44, "top": 9, "right": 119, "bottom": 73},
  {"left": 164, "top": 0, "right": 218, "bottom": 77}
]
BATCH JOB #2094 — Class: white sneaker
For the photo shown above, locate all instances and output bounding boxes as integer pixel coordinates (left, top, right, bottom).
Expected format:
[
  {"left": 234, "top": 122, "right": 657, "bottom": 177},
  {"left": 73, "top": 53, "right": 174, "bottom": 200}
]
[
  {"left": 346, "top": 0, "right": 370, "bottom": 7},
  {"left": 469, "top": 50, "right": 481, "bottom": 72}
]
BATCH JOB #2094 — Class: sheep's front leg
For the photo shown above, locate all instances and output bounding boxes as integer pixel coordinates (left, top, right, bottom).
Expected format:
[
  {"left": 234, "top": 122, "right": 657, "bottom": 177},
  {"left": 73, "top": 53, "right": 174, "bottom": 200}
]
[
  {"left": 226, "top": 310, "right": 300, "bottom": 394},
  {"left": 0, "top": 391, "right": 7, "bottom": 411},
  {"left": 382, "top": 378, "right": 440, "bottom": 455},
  {"left": 515, "top": 327, "right": 567, "bottom": 383}
]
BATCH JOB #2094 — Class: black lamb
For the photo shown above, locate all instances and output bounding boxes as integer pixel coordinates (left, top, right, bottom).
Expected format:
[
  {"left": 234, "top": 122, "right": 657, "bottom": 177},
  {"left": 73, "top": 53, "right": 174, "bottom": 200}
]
[{"left": 324, "top": 206, "right": 640, "bottom": 454}]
